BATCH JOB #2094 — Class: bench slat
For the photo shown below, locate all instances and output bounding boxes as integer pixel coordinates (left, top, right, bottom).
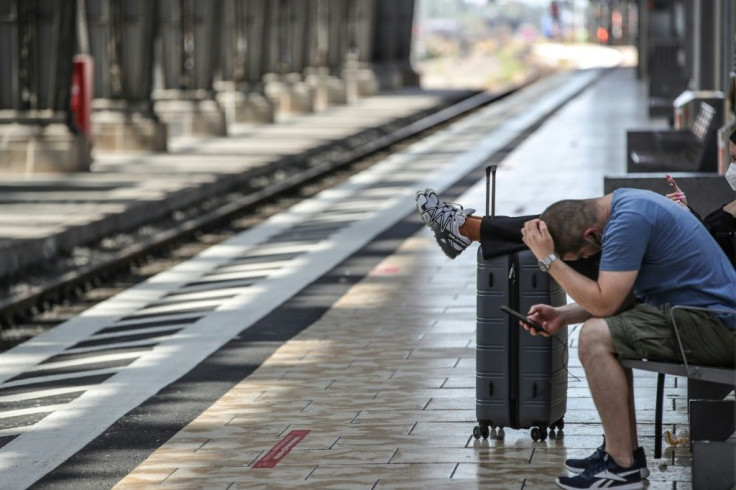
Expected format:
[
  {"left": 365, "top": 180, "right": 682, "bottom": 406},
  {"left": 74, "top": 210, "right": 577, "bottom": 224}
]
[{"left": 620, "top": 359, "right": 736, "bottom": 386}]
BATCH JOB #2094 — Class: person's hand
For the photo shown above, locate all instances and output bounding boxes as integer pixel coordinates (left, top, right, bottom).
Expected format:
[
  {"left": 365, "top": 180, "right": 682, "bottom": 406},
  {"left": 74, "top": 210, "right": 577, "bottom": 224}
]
[
  {"left": 524, "top": 304, "right": 566, "bottom": 337},
  {"left": 665, "top": 191, "right": 688, "bottom": 208},
  {"left": 666, "top": 176, "right": 688, "bottom": 207},
  {"left": 723, "top": 199, "right": 736, "bottom": 218},
  {"left": 521, "top": 219, "right": 555, "bottom": 261}
]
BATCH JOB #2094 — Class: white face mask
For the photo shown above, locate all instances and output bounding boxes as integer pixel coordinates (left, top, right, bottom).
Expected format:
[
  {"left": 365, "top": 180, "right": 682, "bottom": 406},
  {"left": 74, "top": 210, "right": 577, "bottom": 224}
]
[{"left": 727, "top": 162, "right": 736, "bottom": 191}]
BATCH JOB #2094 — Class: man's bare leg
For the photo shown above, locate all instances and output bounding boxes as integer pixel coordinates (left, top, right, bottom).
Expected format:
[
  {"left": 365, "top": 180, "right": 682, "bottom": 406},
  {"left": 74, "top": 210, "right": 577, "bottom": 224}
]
[
  {"left": 578, "top": 318, "right": 634, "bottom": 468},
  {"left": 459, "top": 216, "right": 482, "bottom": 242}
]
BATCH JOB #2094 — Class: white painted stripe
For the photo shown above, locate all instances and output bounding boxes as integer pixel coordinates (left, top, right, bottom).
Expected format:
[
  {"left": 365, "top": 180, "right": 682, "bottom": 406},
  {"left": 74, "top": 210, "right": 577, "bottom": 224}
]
[
  {"left": 61, "top": 339, "right": 161, "bottom": 356},
  {"left": 0, "top": 368, "right": 120, "bottom": 389},
  {"left": 111, "top": 311, "right": 210, "bottom": 325},
  {"left": 0, "top": 386, "right": 94, "bottom": 404},
  {"left": 84, "top": 326, "right": 185, "bottom": 341},
  {"left": 0, "top": 69, "right": 603, "bottom": 489},
  {"left": 196, "top": 270, "right": 271, "bottom": 282},
  {"left": 0, "top": 404, "right": 67, "bottom": 419},
  {"left": 24, "top": 351, "right": 142, "bottom": 372},
  {"left": 0, "top": 428, "right": 25, "bottom": 439},
  {"left": 208, "top": 262, "right": 289, "bottom": 275},
  {"left": 159, "top": 287, "right": 256, "bottom": 300},
  {"left": 126, "top": 299, "right": 221, "bottom": 315}
]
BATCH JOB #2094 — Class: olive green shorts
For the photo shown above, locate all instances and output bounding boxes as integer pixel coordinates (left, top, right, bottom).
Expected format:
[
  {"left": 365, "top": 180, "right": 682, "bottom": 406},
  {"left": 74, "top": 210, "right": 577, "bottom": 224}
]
[{"left": 605, "top": 303, "right": 736, "bottom": 367}]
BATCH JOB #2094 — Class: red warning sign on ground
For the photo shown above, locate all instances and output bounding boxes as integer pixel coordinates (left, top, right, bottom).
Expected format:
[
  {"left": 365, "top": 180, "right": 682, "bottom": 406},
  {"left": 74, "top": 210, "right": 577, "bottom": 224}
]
[{"left": 252, "top": 430, "right": 310, "bottom": 468}]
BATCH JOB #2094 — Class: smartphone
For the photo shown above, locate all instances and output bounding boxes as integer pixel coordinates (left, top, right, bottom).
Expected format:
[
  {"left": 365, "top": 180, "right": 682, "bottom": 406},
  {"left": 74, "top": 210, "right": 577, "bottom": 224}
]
[
  {"left": 666, "top": 174, "right": 678, "bottom": 192},
  {"left": 500, "top": 306, "right": 545, "bottom": 332}
]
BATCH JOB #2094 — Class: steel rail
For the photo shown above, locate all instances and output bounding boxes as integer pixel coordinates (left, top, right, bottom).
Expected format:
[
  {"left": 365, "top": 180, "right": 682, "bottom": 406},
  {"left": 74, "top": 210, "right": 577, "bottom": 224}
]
[{"left": 0, "top": 85, "right": 521, "bottom": 327}]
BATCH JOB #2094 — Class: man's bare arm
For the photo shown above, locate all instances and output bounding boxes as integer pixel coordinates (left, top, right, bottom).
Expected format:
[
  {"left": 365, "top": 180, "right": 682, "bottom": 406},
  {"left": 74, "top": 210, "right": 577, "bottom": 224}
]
[
  {"left": 546, "top": 262, "right": 637, "bottom": 317},
  {"left": 521, "top": 218, "right": 638, "bottom": 317}
]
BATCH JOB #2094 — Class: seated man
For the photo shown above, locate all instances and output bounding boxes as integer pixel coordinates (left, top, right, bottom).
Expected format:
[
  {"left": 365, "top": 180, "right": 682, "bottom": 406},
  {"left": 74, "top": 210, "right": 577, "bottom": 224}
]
[{"left": 416, "top": 187, "right": 736, "bottom": 490}]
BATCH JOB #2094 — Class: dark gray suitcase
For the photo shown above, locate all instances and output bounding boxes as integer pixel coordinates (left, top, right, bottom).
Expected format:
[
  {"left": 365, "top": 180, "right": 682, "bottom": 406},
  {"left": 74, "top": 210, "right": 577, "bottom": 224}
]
[{"left": 472, "top": 166, "right": 568, "bottom": 441}]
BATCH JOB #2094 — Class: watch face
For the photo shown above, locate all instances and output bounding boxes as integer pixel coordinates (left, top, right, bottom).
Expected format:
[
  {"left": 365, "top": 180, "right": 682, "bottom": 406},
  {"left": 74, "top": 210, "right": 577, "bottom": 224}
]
[{"left": 539, "top": 254, "right": 557, "bottom": 272}]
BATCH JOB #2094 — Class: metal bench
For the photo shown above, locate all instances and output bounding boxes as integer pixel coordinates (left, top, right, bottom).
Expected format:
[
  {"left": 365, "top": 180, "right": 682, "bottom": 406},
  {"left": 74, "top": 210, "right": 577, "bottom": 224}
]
[
  {"left": 626, "top": 102, "right": 718, "bottom": 173},
  {"left": 619, "top": 306, "right": 735, "bottom": 490}
]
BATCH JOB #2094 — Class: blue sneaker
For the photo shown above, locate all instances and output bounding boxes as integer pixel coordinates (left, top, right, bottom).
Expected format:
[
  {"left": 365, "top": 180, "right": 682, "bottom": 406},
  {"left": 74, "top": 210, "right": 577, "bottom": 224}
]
[
  {"left": 557, "top": 452, "right": 643, "bottom": 490},
  {"left": 564, "top": 437, "right": 649, "bottom": 478}
]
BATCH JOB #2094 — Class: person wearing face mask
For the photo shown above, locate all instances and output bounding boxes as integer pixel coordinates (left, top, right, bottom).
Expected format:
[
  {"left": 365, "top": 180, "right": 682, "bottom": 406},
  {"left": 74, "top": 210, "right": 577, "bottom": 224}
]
[
  {"left": 666, "top": 128, "right": 736, "bottom": 265},
  {"left": 417, "top": 186, "right": 736, "bottom": 490}
]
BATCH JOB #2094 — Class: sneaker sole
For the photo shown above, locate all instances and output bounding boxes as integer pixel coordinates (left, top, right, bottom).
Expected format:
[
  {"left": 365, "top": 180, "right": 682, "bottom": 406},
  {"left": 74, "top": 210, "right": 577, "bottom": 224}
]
[
  {"left": 564, "top": 464, "right": 649, "bottom": 479},
  {"left": 556, "top": 478, "right": 643, "bottom": 490},
  {"left": 429, "top": 221, "right": 469, "bottom": 259}
]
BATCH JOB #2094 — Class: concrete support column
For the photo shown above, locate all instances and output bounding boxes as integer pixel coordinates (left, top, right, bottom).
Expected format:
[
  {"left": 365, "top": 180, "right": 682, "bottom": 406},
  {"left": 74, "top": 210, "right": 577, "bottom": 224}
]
[
  {"left": 342, "top": 0, "right": 377, "bottom": 102},
  {"left": 396, "top": 0, "right": 420, "bottom": 87},
  {"left": 690, "top": 0, "right": 717, "bottom": 91},
  {"left": 154, "top": 0, "right": 226, "bottom": 137},
  {"left": 304, "top": 0, "right": 346, "bottom": 110},
  {"left": 262, "top": 0, "right": 314, "bottom": 116},
  {"left": 637, "top": 0, "right": 649, "bottom": 79},
  {"left": 371, "top": 0, "right": 419, "bottom": 91},
  {"left": 0, "top": 0, "right": 91, "bottom": 174},
  {"left": 371, "top": 0, "right": 399, "bottom": 90},
  {"left": 216, "top": 0, "right": 274, "bottom": 124},
  {"left": 86, "top": 0, "right": 167, "bottom": 152},
  {"left": 283, "top": 0, "right": 314, "bottom": 113},
  {"left": 674, "top": 0, "right": 724, "bottom": 130}
]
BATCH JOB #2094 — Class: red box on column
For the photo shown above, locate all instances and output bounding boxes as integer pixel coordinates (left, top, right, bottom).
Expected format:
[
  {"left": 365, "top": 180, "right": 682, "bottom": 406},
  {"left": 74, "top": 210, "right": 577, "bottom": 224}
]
[{"left": 70, "top": 54, "right": 94, "bottom": 147}]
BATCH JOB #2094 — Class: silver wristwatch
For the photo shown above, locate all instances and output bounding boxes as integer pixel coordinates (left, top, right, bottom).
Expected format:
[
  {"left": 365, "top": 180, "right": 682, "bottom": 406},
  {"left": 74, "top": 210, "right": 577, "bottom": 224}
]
[{"left": 538, "top": 253, "right": 560, "bottom": 272}]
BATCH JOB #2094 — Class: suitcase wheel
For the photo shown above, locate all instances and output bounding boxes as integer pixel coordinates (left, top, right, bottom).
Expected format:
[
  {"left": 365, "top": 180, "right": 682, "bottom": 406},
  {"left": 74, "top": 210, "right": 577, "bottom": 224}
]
[
  {"left": 551, "top": 418, "right": 565, "bottom": 431},
  {"left": 472, "top": 425, "right": 491, "bottom": 439},
  {"left": 472, "top": 426, "right": 481, "bottom": 439},
  {"left": 530, "top": 426, "right": 548, "bottom": 441}
]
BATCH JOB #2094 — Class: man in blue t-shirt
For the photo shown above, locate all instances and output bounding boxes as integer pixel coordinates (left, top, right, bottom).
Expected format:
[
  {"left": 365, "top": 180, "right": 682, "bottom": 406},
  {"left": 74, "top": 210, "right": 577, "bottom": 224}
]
[{"left": 521, "top": 188, "right": 736, "bottom": 490}]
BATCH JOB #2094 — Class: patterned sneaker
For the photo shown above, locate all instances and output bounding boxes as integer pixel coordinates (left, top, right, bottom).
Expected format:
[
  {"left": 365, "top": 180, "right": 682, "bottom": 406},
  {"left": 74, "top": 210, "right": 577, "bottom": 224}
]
[
  {"left": 415, "top": 189, "right": 475, "bottom": 259},
  {"left": 557, "top": 452, "right": 643, "bottom": 490},
  {"left": 565, "top": 437, "right": 649, "bottom": 478},
  {"left": 415, "top": 188, "right": 442, "bottom": 226}
]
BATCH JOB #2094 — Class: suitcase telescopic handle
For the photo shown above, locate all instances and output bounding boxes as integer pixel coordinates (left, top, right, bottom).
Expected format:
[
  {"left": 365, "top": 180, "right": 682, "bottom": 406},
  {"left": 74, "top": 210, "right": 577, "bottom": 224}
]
[{"left": 485, "top": 165, "right": 497, "bottom": 218}]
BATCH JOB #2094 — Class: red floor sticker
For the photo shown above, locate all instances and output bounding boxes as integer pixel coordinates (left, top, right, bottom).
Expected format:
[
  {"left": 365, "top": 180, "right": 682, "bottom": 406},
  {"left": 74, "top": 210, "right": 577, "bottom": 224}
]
[{"left": 252, "top": 430, "right": 310, "bottom": 468}]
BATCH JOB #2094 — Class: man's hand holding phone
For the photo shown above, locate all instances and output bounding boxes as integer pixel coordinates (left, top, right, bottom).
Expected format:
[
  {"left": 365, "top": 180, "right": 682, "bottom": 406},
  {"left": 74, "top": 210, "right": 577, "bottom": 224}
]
[
  {"left": 502, "top": 304, "right": 571, "bottom": 338},
  {"left": 500, "top": 306, "right": 551, "bottom": 337}
]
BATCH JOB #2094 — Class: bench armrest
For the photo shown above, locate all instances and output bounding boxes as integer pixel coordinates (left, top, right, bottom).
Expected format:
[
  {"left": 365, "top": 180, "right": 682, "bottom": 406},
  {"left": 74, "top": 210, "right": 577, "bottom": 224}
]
[{"left": 669, "top": 305, "right": 736, "bottom": 376}]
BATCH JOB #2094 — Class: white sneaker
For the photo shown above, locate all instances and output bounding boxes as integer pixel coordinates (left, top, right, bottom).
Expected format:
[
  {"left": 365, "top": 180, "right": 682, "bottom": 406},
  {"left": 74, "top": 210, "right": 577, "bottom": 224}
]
[
  {"left": 415, "top": 188, "right": 475, "bottom": 259},
  {"left": 415, "top": 188, "right": 442, "bottom": 226}
]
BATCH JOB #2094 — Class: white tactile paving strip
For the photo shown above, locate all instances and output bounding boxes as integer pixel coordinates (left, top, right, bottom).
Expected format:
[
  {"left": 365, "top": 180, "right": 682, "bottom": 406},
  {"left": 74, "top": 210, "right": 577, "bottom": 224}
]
[{"left": 0, "top": 69, "right": 604, "bottom": 489}]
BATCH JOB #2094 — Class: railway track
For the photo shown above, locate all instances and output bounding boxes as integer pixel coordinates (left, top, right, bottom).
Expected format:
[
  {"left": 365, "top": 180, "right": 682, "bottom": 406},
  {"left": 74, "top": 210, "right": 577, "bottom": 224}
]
[{"left": 0, "top": 85, "right": 523, "bottom": 349}]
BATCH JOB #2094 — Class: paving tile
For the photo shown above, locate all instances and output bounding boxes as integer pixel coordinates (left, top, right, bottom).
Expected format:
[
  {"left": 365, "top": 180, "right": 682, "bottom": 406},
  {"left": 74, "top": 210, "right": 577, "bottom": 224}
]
[
  {"left": 160, "top": 465, "right": 316, "bottom": 486},
  {"left": 392, "top": 446, "right": 532, "bottom": 464},
  {"left": 277, "top": 447, "right": 397, "bottom": 465},
  {"left": 375, "top": 478, "right": 503, "bottom": 490},
  {"left": 354, "top": 410, "right": 477, "bottom": 424},
  {"left": 307, "top": 463, "right": 456, "bottom": 482},
  {"left": 333, "top": 432, "right": 472, "bottom": 449}
]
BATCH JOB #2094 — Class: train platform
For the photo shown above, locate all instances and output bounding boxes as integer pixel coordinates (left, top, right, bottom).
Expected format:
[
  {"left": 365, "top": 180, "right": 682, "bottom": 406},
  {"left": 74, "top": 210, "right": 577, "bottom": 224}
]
[
  {"left": 0, "top": 87, "right": 470, "bottom": 283},
  {"left": 0, "top": 66, "right": 694, "bottom": 489}
]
